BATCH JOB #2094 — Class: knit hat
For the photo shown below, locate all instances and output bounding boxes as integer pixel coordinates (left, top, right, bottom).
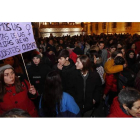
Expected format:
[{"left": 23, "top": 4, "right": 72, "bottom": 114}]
[
  {"left": 31, "top": 51, "right": 41, "bottom": 59},
  {"left": 0, "top": 64, "right": 14, "bottom": 73},
  {"left": 73, "top": 47, "right": 83, "bottom": 55}
]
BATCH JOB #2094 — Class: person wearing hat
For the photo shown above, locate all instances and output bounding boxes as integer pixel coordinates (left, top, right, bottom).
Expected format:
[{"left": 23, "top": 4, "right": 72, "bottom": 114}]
[
  {"left": 69, "top": 47, "right": 83, "bottom": 63},
  {"left": 27, "top": 52, "right": 51, "bottom": 109},
  {"left": 0, "top": 64, "right": 38, "bottom": 117}
]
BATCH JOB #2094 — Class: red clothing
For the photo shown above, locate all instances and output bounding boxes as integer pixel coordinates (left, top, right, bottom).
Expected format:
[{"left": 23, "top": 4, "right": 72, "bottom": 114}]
[
  {"left": 69, "top": 51, "right": 77, "bottom": 63},
  {"left": 108, "top": 97, "right": 132, "bottom": 117},
  {"left": 104, "top": 73, "right": 117, "bottom": 95},
  {"left": 135, "top": 41, "right": 140, "bottom": 54},
  {"left": 0, "top": 80, "right": 38, "bottom": 117}
]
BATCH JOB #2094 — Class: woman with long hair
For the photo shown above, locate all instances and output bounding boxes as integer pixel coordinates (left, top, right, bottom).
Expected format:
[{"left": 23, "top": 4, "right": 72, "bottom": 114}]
[
  {"left": 39, "top": 71, "right": 80, "bottom": 117},
  {"left": 70, "top": 55, "right": 102, "bottom": 117},
  {"left": 0, "top": 64, "right": 38, "bottom": 117}
]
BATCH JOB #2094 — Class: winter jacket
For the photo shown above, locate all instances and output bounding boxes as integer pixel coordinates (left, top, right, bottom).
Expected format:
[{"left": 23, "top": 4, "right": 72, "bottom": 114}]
[
  {"left": 28, "top": 63, "right": 51, "bottom": 95},
  {"left": 54, "top": 59, "right": 77, "bottom": 94},
  {"left": 108, "top": 97, "right": 132, "bottom": 117},
  {"left": 0, "top": 80, "right": 38, "bottom": 117},
  {"left": 104, "top": 74, "right": 117, "bottom": 95},
  {"left": 69, "top": 70, "right": 102, "bottom": 114},
  {"left": 126, "top": 50, "right": 137, "bottom": 73},
  {"left": 39, "top": 92, "right": 80, "bottom": 117},
  {"left": 104, "top": 59, "right": 123, "bottom": 74}
]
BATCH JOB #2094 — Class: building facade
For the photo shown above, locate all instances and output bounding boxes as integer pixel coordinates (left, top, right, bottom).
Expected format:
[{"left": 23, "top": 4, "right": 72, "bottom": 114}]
[
  {"left": 85, "top": 22, "right": 140, "bottom": 35},
  {"left": 32, "top": 22, "right": 140, "bottom": 38}
]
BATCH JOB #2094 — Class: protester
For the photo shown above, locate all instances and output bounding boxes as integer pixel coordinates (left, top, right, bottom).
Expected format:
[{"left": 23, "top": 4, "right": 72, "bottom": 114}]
[
  {"left": 0, "top": 64, "right": 38, "bottom": 117},
  {"left": 54, "top": 49, "right": 77, "bottom": 94},
  {"left": 98, "top": 41, "right": 108, "bottom": 66},
  {"left": 69, "top": 55, "right": 102, "bottom": 117},
  {"left": 39, "top": 71, "right": 80, "bottom": 117},
  {"left": 108, "top": 87, "right": 140, "bottom": 117},
  {"left": 28, "top": 52, "right": 51, "bottom": 109}
]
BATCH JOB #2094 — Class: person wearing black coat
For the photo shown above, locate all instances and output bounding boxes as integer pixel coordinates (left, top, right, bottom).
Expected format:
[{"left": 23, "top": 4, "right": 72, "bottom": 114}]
[
  {"left": 53, "top": 49, "right": 77, "bottom": 95},
  {"left": 28, "top": 53, "right": 51, "bottom": 108},
  {"left": 69, "top": 55, "right": 102, "bottom": 117}
]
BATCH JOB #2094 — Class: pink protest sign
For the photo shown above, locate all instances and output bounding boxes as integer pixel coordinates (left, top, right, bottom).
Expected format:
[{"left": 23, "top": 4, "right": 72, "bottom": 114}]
[{"left": 0, "top": 22, "right": 37, "bottom": 60}]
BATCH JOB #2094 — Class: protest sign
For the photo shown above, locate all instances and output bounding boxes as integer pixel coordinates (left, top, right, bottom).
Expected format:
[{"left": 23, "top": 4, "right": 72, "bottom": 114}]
[{"left": 0, "top": 22, "right": 37, "bottom": 60}]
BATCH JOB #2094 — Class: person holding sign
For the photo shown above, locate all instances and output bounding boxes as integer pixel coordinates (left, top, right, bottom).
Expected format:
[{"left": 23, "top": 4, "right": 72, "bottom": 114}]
[
  {"left": 0, "top": 64, "right": 38, "bottom": 117},
  {"left": 27, "top": 51, "right": 51, "bottom": 109}
]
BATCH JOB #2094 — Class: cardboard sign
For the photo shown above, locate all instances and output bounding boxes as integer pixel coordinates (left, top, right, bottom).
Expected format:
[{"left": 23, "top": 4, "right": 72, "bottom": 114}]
[{"left": 0, "top": 22, "right": 37, "bottom": 60}]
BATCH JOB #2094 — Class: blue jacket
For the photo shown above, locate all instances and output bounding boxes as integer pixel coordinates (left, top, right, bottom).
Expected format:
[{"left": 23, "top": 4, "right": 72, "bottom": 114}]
[{"left": 39, "top": 92, "right": 81, "bottom": 117}]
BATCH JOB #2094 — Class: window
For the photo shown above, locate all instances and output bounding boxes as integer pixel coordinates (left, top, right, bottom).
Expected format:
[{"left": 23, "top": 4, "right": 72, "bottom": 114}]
[
  {"left": 90, "top": 24, "right": 92, "bottom": 32},
  {"left": 125, "top": 22, "right": 132, "bottom": 27},
  {"left": 51, "top": 22, "right": 59, "bottom": 25},
  {"left": 95, "top": 23, "right": 98, "bottom": 30},
  {"left": 112, "top": 22, "right": 117, "bottom": 28},
  {"left": 69, "top": 22, "right": 75, "bottom": 25},
  {"left": 62, "top": 22, "right": 68, "bottom": 25},
  {"left": 102, "top": 22, "right": 106, "bottom": 29}
]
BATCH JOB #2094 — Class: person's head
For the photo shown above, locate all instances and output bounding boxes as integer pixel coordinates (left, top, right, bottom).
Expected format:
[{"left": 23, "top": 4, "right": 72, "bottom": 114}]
[
  {"left": 75, "top": 55, "right": 92, "bottom": 74},
  {"left": 0, "top": 64, "right": 15, "bottom": 85},
  {"left": 117, "top": 43, "right": 123, "bottom": 49},
  {"left": 0, "top": 65, "right": 23, "bottom": 102},
  {"left": 118, "top": 87, "right": 140, "bottom": 117},
  {"left": 111, "top": 50, "right": 123, "bottom": 59},
  {"left": 126, "top": 50, "right": 136, "bottom": 60},
  {"left": 99, "top": 41, "right": 105, "bottom": 50},
  {"left": 109, "top": 39, "right": 113, "bottom": 44},
  {"left": 131, "top": 43, "right": 136, "bottom": 50},
  {"left": 40, "top": 40, "right": 44, "bottom": 44},
  {"left": 3, "top": 57, "right": 14, "bottom": 66},
  {"left": 114, "top": 56, "right": 125, "bottom": 65},
  {"left": 73, "top": 47, "right": 83, "bottom": 56},
  {"left": 74, "top": 41, "right": 79, "bottom": 47},
  {"left": 59, "top": 39, "right": 63, "bottom": 44},
  {"left": 58, "top": 49, "right": 69, "bottom": 66},
  {"left": 42, "top": 71, "right": 62, "bottom": 117},
  {"left": 49, "top": 39, "right": 53, "bottom": 45},
  {"left": 88, "top": 50, "right": 100, "bottom": 64},
  {"left": 90, "top": 45, "right": 100, "bottom": 52},
  {"left": 118, "top": 47, "right": 126, "bottom": 57},
  {"left": 129, "top": 51, "right": 135, "bottom": 59},
  {"left": 1, "top": 108, "right": 31, "bottom": 117},
  {"left": 31, "top": 52, "right": 41, "bottom": 65},
  {"left": 110, "top": 45, "right": 117, "bottom": 54}
]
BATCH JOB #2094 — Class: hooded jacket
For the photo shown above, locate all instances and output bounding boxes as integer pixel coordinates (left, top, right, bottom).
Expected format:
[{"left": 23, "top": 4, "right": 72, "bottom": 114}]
[{"left": 108, "top": 97, "right": 132, "bottom": 117}]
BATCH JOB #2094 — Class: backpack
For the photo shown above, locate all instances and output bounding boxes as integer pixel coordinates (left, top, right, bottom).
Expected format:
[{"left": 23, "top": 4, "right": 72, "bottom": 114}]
[{"left": 117, "top": 68, "right": 136, "bottom": 91}]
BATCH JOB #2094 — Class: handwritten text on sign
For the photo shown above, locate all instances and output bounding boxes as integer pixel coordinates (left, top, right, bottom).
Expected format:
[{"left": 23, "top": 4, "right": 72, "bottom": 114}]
[{"left": 0, "top": 22, "right": 37, "bottom": 60}]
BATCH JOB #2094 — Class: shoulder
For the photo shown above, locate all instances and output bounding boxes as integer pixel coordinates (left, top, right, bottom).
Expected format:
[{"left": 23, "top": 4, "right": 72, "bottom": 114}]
[{"left": 62, "top": 92, "right": 73, "bottom": 100}]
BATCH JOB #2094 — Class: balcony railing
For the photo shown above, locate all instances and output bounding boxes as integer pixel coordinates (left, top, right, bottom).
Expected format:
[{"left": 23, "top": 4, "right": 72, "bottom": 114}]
[{"left": 40, "top": 24, "right": 82, "bottom": 28}]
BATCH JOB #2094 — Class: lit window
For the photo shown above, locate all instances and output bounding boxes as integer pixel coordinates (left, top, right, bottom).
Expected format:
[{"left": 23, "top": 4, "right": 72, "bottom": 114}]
[
  {"left": 125, "top": 22, "right": 132, "bottom": 27},
  {"left": 95, "top": 23, "right": 98, "bottom": 30},
  {"left": 102, "top": 22, "right": 106, "bottom": 29},
  {"left": 112, "top": 22, "right": 117, "bottom": 28}
]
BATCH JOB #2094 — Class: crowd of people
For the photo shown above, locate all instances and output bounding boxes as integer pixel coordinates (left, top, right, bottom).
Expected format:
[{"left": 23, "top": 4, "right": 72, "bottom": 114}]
[{"left": 0, "top": 33, "right": 140, "bottom": 117}]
